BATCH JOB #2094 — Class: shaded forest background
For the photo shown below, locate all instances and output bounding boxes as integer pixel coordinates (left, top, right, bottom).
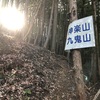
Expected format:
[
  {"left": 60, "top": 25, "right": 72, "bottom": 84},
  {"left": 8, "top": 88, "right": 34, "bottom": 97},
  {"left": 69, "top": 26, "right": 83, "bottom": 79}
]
[{"left": 0, "top": 0, "right": 100, "bottom": 84}]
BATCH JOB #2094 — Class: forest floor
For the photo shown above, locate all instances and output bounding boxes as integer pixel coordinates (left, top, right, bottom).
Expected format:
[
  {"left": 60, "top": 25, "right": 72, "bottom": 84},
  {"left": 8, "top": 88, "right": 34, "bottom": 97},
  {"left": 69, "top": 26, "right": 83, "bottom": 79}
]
[{"left": 0, "top": 34, "right": 99, "bottom": 100}]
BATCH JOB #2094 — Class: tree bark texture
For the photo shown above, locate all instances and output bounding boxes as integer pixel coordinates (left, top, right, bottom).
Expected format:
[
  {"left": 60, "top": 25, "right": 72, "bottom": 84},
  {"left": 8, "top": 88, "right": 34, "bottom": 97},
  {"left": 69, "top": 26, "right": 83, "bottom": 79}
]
[
  {"left": 69, "top": 0, "right": 86, "bottom": 100},
  {"left": 44, "top": 0, "right": 54, "bottom": 48},
  {"left": 92, "top": 0, "right": 100, "bottom": 78},
  {"left": 51, "top": 0, "right": 58, "bottom": 52},
  {"left": 91, "top": 52, "right": 98, "bottom": 83},
  {"left": 24, "top": 0, "right": 42, "bottom": 41}
]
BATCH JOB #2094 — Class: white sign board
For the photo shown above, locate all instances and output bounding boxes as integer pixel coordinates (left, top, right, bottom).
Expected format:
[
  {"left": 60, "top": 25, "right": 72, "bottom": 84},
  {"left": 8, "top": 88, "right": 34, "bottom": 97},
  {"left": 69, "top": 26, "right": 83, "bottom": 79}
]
[{"left": 65, "top": 16, "right": 95, "bottom": 50}]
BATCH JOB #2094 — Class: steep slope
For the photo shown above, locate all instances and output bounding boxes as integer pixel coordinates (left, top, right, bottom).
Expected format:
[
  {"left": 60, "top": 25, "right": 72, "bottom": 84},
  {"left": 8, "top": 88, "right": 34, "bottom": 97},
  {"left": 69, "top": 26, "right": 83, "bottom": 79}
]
[{"left": 0, "top": 36, "right": 78, "bottom": 100}]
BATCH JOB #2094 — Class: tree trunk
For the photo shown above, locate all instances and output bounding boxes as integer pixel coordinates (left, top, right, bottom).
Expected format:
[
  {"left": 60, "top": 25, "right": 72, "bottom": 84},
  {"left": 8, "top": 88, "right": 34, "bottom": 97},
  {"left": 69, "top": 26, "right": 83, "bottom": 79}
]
[
  {"left": 40, "top": 0, "right": 45, "bottom": 46},
  {"left": 24, "top": 0, "right": 42, "bottom": 41},
  {"left": 15, "top": 0, "right": 19, "bottom": 8},
  {"left": 10, "top": 0, "right": 14, "bottom": 6},
  {"left": 44, "top": 0, "right": 54, "bottom": 48},
  {"left": 92, "top": 0, "right": 100, "bottom": 78},
  {"left": 34, "top": 17, "right": 41, "bottom": 45},
  {"left": 69, "top": 0, "right": 86, "bottom": 100},
  {"left": 25, "top": 0, "right": 29, "bottom": 22},
  {"left": 91, "top": 52, "right": 98, "bottom": 83},
  {"left": 20, "top": 0, "right": 29, "bottom": 41},
  {"left": 34, "top": 0, "right": 45, "bottom": 46},
  {"left": 51, "top": 0, "right": 58, "bottom": 52}
]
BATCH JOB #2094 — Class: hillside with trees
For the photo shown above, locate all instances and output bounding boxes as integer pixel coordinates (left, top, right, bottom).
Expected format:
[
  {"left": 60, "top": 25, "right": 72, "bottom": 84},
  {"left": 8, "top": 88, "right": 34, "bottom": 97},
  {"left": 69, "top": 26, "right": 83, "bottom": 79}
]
[{"left": 0, "top": 0, "right": 99, "bottom": 100}]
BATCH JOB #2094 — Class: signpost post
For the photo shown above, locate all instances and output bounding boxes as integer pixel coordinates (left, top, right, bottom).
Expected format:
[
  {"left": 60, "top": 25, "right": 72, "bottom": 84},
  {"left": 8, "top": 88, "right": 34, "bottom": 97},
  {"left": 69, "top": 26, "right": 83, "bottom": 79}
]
[{"left": 65, "top": 0, "right": 91, "bottom": 100}]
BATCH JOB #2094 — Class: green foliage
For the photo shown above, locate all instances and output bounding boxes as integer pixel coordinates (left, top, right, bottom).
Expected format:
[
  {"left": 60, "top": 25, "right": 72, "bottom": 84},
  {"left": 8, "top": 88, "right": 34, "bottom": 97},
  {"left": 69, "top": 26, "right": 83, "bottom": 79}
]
[{"left": 23, "top": 89, "right": 32, "bottom": 95}]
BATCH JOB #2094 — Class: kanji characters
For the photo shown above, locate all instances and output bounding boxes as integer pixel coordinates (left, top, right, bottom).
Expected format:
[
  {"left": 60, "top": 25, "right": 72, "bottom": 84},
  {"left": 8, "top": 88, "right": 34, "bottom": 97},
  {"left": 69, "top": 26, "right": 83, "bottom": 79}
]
[
  {"left": 67, "top": 37, "right": 73, "bottom": 44},
  {"left": 82, "top": 23, "right": 90, "bottom": 31},
  {"left": 67, "top": 34, "right": 91, "bottom": 45},
  {"left": 74, "top": 35, "right": 82, "bottom": 43},
  {"left": 69, "top": 27, "right": 73, "bottom": 34},
  {"left": 83, "top": 34, "right": 91, "bottom": 42},
  {"left": 65, "top": 16, "right": 95, "bottom": 50},
  {"left": 74, "top": 25, "right": 81, "bottom": 33},
  {"left": 67, "top": 21, "right": 92, "bottom": 45}
]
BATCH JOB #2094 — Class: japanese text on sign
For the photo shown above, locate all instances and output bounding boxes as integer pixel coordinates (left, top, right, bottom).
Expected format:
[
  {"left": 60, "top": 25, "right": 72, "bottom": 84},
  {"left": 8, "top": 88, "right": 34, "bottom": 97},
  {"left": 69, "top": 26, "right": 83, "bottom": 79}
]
[{"left": 65, "top": 16, "right": 95, "bottom": 50}]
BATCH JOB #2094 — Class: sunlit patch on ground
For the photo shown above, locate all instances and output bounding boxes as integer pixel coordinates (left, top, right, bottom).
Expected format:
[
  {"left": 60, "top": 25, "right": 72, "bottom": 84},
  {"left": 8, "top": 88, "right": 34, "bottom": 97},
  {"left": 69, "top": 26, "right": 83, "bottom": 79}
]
[{"left": 0, "top": 7, "right": 25, "bottom": 31}]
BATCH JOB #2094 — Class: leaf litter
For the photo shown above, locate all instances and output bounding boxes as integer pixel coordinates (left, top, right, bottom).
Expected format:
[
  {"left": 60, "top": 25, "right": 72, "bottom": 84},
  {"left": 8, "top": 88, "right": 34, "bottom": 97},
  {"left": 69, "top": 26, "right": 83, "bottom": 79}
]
[{"left": 0, "top": 34, "right": 99, "bottom": 100}]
